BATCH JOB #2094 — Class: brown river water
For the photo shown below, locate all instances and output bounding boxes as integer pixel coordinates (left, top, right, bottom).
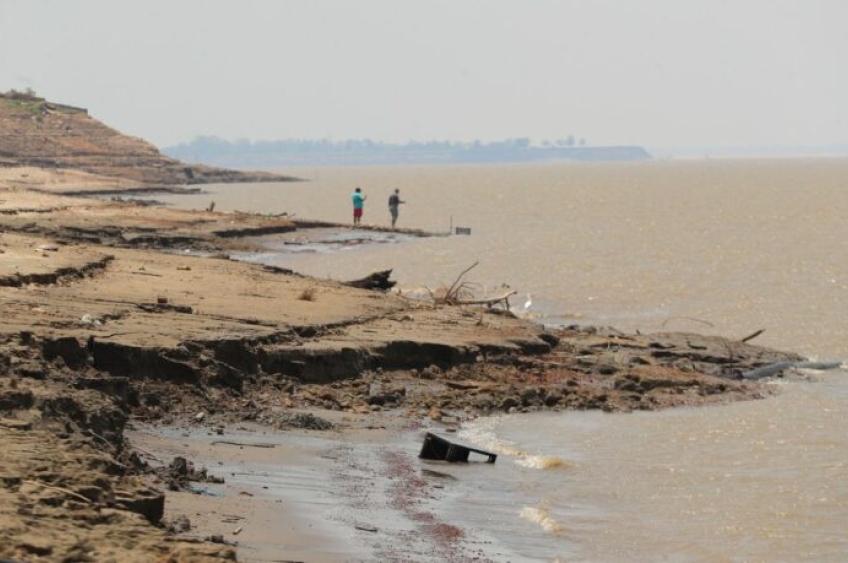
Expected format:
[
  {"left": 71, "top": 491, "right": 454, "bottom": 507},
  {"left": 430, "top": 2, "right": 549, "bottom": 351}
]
[{"left": 155, "top": 159, "right": 848, "bottom": 562}]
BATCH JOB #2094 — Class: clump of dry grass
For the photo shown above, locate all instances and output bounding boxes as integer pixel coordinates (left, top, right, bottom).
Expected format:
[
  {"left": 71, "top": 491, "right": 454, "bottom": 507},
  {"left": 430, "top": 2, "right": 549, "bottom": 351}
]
[{"left": 298, "top": 287, "right": 317, "bottom": 301}]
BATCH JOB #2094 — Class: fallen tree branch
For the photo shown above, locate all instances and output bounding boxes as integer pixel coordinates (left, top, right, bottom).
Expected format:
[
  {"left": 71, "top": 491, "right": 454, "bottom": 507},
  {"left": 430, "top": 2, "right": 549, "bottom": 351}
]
[
  {"left": 451, "top": 290, "right": 517, "bottom": 309},
  {"left": 444, "top": 261, "right": 479, "bottom": 303}
]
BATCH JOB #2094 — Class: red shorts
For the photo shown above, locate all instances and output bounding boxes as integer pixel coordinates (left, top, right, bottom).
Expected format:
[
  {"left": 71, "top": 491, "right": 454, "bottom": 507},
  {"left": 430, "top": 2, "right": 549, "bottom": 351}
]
[{"left": 353, "top": 208, "right": 363, "bottom": 218}]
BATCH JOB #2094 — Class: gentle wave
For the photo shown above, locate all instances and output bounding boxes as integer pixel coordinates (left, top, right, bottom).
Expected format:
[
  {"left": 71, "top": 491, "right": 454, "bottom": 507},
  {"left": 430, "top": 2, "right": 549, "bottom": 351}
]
[
  {"left": 460, "top": 417, "right": 570, "bottom": 470},
  {"left": 519, "top": 502, "right": 564, "bottom": 534},
  {"left": 515, "top": 455, "right": 566, "bottom": 469}
]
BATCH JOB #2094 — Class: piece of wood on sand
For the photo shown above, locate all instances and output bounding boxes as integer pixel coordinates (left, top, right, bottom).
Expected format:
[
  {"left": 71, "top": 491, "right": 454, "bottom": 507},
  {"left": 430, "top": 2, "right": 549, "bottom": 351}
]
[{"left": 343, "top": 269, "right": 397, "bottom": 291}]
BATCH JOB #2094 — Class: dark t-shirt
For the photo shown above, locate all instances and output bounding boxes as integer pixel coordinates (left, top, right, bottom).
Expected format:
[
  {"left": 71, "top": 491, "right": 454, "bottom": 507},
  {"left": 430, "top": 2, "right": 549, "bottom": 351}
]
[{"left": 388, "top": 194, "right": 400, "bottom": 208}]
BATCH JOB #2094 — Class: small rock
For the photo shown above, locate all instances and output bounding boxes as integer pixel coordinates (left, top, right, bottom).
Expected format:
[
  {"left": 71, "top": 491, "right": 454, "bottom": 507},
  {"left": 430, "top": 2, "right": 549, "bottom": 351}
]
[
  {"left": 500, "top": 397, "right": 519, "bottom": 410},
  {"left": 165, "top": 514, "right": 192, "bottom": 534},
  {"left": 195, "top": 412, "right": 206, "bottom": 422},
  {"left": 520, "top": 388, "right": 540, "bottom": 406},
  {"left": 80, "top": 313, "right": 99, "bottom": 325}
]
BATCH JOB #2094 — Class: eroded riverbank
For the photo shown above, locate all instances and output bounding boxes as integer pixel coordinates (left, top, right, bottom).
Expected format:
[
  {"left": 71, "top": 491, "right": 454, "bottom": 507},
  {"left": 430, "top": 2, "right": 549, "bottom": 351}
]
[{"left": 0, "top": 173, "right": 807, "bottom": 562}]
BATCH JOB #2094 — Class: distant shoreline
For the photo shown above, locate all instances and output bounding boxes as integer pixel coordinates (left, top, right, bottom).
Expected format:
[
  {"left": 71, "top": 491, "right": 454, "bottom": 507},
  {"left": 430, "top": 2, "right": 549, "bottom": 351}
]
[{"left": 163, "top": 138, "right": 651, "bottom": 168}]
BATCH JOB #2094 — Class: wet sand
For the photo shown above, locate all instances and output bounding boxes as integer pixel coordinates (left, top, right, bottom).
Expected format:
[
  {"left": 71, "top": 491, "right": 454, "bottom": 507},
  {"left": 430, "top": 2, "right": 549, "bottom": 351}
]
[
  {"left": 131, "top": 421, "right": 361, "bottom": 563},
  {"left": 130, "top": 413, "right": 520, "bottom": 563}
]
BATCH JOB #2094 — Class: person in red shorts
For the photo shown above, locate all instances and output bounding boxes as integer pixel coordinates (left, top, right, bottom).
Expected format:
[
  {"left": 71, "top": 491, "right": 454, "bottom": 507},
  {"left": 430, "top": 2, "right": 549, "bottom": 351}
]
[{"left": 351, "top": 187, "right": 366, "bottom": 225}]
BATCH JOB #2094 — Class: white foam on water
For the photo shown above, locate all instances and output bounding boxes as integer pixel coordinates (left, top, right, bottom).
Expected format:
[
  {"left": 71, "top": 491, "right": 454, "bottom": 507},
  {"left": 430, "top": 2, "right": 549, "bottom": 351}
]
[
  {"left": 519, "top": 502, "right": 564, "bottom": 534},
  {"left": 515, "top": 454, "right": 567, "bottom": 469},
  {"left": 460, "top": 416, "right": 570, "bottom": 470}
]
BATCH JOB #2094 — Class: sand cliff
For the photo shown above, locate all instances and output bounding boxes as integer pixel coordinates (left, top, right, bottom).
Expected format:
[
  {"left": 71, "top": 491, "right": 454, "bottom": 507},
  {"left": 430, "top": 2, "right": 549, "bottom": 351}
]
[{"left": 0, "top": 92, "right": 297, "bottom": 187}]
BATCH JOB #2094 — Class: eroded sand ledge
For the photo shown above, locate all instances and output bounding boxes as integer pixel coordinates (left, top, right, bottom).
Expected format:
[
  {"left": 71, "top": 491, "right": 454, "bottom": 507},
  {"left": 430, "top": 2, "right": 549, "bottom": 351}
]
[{"left": 0, "top": 169, "right": 804, "bottom": 562}]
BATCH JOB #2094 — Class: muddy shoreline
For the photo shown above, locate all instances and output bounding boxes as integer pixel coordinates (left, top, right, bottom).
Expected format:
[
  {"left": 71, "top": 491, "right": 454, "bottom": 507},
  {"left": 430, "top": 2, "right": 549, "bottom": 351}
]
[{"left": 0, "top": 171, "right": 805, "bottom": 562}]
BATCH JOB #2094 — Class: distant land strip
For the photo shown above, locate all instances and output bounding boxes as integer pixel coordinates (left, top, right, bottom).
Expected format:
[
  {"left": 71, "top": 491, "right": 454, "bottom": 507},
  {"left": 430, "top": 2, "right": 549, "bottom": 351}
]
[{"left": 163, "top": 137, "right": 651, "bottom": 167}]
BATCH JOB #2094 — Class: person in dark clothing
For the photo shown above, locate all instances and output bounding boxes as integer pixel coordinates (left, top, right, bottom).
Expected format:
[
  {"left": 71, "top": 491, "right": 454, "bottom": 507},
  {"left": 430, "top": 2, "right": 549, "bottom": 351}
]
[{"left": 388, "top": 188, "right": 405, "bottom": 228}]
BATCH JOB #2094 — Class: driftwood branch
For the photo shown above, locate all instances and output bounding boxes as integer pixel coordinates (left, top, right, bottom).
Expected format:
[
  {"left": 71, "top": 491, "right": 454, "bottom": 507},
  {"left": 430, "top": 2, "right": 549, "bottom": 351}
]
[
  {"left": 343, "top": 270, "right": 396, "bottom": 291},
  {"left": 723, "top": 329, "right": 766, "bottom": 374},
  {"left": 451, "top": 290, "right": 517, "bottom": 309},
  {"left": 444, "top": 261, "right": 479, "bottom": 301},
  {"left": 428, "top": 262, "right": 513, "bottom": 310},
  {"left": 740, "top": 329, "right": 765, "bottom": 343}
]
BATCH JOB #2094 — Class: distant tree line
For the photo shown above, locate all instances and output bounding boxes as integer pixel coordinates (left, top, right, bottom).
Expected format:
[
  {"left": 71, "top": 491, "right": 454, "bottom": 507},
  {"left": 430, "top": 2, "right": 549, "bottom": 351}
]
[{"left": 163, "top": 136, "right": 650, "bottom": 167}]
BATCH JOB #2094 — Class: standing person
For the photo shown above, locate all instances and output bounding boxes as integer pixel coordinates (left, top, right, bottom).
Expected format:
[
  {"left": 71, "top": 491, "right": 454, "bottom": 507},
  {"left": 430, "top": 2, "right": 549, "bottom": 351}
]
[
  {"left": 351, "top": 187, "right": 366, "bottom": 225},
  {"left": 388, "top": 188, "right": 405, "bottom": 228}
]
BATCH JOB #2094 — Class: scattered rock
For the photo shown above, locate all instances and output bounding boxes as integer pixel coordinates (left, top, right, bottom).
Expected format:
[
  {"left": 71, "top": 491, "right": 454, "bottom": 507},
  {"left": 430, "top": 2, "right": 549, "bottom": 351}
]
[
  {"left": 275, "top": 412, "right": 333, "bottom": 430},
  {"left": 164, "top": 514, "right": 192, "bottom": 534}
]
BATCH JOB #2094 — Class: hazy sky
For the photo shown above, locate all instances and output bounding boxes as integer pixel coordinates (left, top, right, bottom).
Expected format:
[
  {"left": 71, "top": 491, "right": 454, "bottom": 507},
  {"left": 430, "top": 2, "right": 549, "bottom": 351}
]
[{"left": 1, "top": 0, "right": 846, "bottom": 150}]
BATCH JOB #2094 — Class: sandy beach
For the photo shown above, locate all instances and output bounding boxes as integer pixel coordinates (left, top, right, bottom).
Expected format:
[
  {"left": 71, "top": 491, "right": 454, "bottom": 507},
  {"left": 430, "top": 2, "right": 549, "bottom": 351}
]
[{"left": 0, "top": 166, "right": 805, "bottom": 562}]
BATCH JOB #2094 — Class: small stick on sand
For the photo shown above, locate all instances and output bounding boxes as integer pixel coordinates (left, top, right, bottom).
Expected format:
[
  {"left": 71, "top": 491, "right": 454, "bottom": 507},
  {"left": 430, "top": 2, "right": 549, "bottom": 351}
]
[
  {"left": 211, "top": 440, "right": 277, "bottom": 448},
  {"left": 23, "top": 480, "right": 92, "bottom": 504},
  {"left": 740, "top": 329, "right": 765, "bottom": 343},
  {"left": 131, "top": 444, "right": 163, "bottom": 462}
]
